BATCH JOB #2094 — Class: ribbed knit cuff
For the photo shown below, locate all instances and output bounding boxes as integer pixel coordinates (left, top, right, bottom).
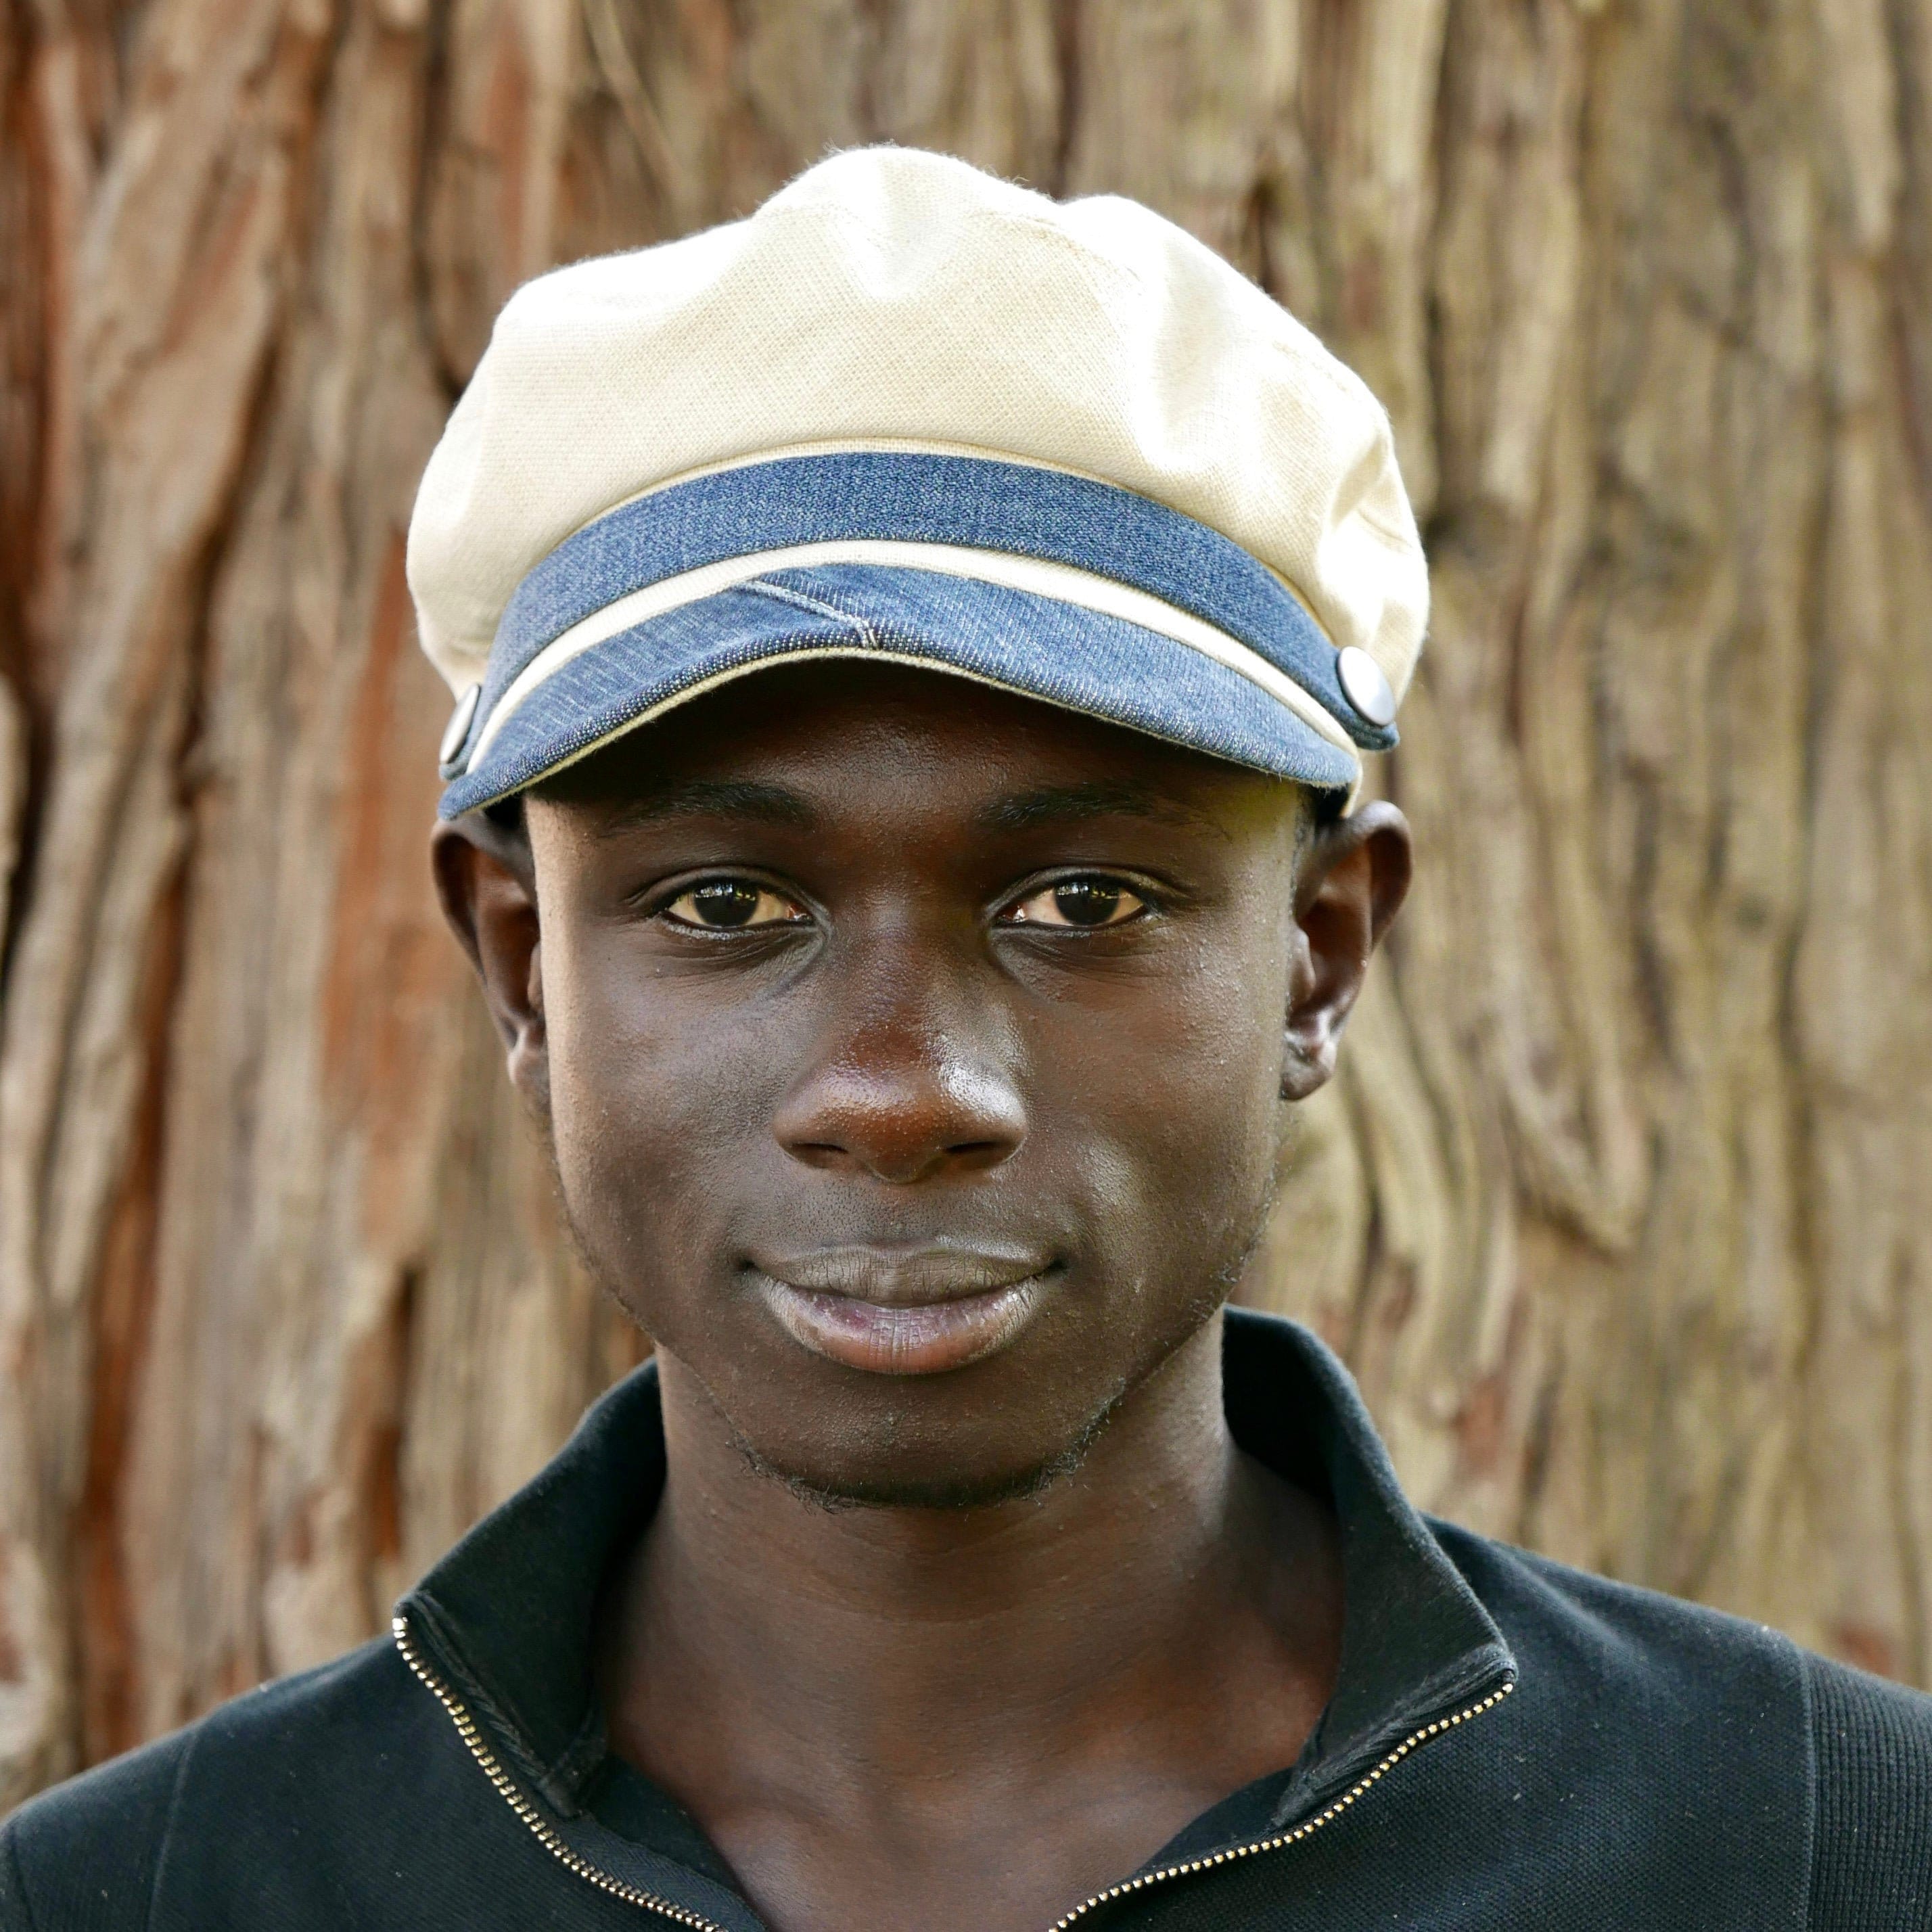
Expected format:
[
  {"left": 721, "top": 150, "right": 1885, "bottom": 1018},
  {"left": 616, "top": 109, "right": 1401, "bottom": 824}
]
[{"left": 1807, "top": 1651, "right": 1932, "bottom": 1928}]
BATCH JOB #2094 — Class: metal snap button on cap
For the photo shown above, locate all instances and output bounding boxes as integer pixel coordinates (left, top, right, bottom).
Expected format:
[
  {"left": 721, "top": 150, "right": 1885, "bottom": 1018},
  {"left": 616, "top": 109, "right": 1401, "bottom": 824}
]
[
  {"left": 439, "top": 683, "right": 481, "bottom": 772},
  {"left": 1336, "top": 646, "right": 1397, "bottom": 728}
]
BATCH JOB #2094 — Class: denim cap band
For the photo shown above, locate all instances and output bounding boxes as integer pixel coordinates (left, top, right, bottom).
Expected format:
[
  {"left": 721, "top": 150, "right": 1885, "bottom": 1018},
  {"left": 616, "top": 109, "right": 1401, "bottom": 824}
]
[{"left": 435, "top": 448, "right": 1393, "bottom": 818}]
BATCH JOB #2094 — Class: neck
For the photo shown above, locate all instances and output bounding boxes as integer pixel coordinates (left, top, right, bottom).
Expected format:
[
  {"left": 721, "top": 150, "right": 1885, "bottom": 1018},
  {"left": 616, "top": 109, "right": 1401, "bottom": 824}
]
[{"left": 597, "top": 1311, "right": 1340, "bottom": 1810}]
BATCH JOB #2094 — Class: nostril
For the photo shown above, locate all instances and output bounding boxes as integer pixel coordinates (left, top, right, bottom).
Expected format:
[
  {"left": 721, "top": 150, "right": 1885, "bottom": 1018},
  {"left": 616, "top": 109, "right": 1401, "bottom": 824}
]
[
  {"left": 945, "top": 1138, "right": 1015, "bottom": 1167},
  {"left": 784, "top": 1137, "right": 856, "bottom": 1170}
]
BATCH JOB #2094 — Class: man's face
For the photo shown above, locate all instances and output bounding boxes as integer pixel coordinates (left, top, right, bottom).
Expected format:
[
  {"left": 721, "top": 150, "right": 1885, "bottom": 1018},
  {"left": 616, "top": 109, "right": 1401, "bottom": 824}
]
[{"left": 443, "top": 662, "right": 1399, "bottom": 1505}]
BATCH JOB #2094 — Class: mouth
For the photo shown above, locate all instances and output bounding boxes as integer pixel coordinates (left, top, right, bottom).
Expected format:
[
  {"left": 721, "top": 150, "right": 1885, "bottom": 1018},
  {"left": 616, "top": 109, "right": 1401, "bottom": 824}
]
[{"left": 745, "top": 1244, "right": 1056, "bottom": 1376}]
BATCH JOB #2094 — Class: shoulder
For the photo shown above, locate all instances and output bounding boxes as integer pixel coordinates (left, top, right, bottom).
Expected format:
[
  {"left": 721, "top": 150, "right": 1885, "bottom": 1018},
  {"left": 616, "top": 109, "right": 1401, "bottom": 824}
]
[
  {"left": 1, "top": 1724, "right": 196, "bottom": 1930},
  {"left": 1432, "top": 1518, "right": 1808, "bottom": 1721},
  {"left": 0, "top": 1637, "right": 426, "bottom": 1930},
  {"left": 1435, "top": 1521, "right": 1932, "bottom": 1927}
]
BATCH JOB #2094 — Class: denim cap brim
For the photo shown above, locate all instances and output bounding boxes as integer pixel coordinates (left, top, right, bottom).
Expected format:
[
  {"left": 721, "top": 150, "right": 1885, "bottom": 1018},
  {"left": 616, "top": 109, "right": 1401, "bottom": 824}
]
[
  {"left": 434, "top": 452, "right": 1396, "bottom": 821},
  {"left": 437, "top": 566, "right": 1364, "bottom": 818}
]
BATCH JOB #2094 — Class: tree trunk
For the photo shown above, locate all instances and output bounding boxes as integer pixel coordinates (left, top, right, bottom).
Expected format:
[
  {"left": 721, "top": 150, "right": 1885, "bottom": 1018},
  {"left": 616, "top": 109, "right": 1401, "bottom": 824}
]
[{"left": 3, "top": 0, "right": 1930, "bottom": 1806}]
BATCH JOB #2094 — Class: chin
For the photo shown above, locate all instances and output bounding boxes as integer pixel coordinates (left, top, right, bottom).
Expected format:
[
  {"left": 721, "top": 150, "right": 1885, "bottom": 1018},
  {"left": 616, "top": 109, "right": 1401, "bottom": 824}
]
[
  {"left": 704, "top": 1358, "right": 1132, "bottom": 1513},
  {"left": 734, "top": 1423, "right": 1114, "bottom": 1513}
]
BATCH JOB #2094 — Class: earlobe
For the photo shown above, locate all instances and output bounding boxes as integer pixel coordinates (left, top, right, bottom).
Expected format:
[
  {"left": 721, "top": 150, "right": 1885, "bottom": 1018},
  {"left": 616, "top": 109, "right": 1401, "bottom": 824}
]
[
  {"left": 430, "top": 818, "right": 550, "bottom": 1113},
  {"left": 1279, "top": 800, "right": 1412, "bottom": 1103}
]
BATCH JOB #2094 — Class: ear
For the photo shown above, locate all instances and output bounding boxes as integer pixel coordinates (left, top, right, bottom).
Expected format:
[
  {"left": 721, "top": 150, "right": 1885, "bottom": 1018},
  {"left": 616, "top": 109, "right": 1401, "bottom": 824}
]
[
  {"left": 431, "top": 814, "right": 550, "bottom": 1118},
  {"left": 1281, "top": 800, "right": 1412, "bottom": 1102}
]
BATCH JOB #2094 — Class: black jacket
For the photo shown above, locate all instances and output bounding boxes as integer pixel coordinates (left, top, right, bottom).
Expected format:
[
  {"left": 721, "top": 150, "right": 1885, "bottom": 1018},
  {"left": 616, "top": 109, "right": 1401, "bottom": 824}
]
[{"left": 5, "top": 1310, "right": 1929, "bottom": 1929}]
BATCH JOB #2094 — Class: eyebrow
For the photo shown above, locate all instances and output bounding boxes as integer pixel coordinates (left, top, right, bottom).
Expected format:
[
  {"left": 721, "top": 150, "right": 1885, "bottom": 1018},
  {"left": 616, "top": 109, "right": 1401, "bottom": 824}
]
[
  {"left": 973, "top": 779, "right": 1221, "bottom": 834},
  {"left": 593, "top": 779, "right": 818, "bottom": 835}
]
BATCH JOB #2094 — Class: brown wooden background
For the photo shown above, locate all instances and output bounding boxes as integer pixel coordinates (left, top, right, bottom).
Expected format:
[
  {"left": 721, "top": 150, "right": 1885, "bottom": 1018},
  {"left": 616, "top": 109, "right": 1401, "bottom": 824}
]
[{"left": 4, "top": 0, "right": 1931, "bottom": 1808}]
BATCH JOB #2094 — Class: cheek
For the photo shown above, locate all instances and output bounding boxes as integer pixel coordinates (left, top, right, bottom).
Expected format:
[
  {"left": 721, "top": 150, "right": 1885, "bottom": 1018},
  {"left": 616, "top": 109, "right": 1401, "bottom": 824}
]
[
  {"left": 1034, "top": 937, "right": 1291, "bottom": 1290},
  {"left": 1102, "top": 972, "right": 1282, "bottom": 1212},
  {"left": 539, "top": 925, "right": 770, "bottom": 1293}
]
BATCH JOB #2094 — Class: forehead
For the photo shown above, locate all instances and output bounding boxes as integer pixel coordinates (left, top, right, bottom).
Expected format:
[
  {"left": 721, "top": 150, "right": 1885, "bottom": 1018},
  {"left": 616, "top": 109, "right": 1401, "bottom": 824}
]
[{"left": 529, "top": 659, "right": 1304, "bottom": 837}]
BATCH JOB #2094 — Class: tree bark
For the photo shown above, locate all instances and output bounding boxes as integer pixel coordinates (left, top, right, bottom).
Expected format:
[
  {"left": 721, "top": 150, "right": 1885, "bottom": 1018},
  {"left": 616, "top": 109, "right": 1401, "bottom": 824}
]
[{"left": 3, "top": 0, "right": 1930, "bottom": 1806}]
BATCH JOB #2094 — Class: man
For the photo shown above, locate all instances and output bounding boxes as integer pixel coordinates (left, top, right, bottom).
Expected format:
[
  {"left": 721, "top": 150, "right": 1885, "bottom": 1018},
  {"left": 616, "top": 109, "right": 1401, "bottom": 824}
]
[{"left": 3, "top": 145, "right": 1927, "bottom": 1931}]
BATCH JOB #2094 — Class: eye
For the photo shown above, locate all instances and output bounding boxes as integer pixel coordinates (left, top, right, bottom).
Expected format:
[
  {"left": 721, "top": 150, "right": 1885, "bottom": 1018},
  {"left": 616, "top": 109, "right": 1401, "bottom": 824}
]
[
  {"left": 1004, "top": 875, "right": 1149, "bottom": 929},
  {"left": 662, "top": 878, "right": 810, "bottom": 930}
]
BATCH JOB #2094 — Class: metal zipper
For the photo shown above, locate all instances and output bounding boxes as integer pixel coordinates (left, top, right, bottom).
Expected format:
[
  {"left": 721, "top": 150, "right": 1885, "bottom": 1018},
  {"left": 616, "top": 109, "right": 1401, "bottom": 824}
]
[
  {"left": 393, "top": 1613, "right": 731, "bottom": 1931},
  {"left": 1047, "top": 1675, "right": 1517, "bottom": 1928},
  {"left": 396, "top": 1611, "right": 1513, "bottom": 1931}
]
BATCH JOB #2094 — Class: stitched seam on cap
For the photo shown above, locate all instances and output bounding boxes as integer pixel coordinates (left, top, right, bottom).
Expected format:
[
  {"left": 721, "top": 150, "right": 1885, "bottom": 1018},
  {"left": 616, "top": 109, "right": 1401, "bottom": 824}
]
[
  {"left": 1354, "top": 499, "right": 1420, "bottom": 544},
  {"left": 760, "top": 190, "right": 1153, "bottom": 308},
  {"left": 739, "top": 576, "right": 879, "bottom": 643}
]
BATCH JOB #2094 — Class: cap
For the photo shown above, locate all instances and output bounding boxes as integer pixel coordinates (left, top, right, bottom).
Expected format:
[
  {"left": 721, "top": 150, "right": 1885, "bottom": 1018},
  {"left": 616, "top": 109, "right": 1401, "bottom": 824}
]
[{"left": 408, "top": 145, "right": 1427, "bottom": 819}]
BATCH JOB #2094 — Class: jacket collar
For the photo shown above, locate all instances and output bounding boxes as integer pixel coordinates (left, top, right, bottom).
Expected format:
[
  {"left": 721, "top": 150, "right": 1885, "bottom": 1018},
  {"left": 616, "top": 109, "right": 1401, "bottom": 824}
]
[{"left": 398, "top": 1310, "right": 1514, "bottom": 1909}]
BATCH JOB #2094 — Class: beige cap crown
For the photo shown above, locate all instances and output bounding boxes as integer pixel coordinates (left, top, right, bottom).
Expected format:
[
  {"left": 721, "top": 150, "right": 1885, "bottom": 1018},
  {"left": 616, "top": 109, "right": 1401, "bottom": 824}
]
[{"left": 407, "top": 145, "right": 1426, "bottom": 715}]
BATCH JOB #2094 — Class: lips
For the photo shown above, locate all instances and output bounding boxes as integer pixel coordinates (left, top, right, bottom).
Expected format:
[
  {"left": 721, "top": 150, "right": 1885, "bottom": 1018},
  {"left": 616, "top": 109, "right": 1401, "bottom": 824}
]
[{"left": 746, "top": 1244, "right": 1054, "bottom": 1375}]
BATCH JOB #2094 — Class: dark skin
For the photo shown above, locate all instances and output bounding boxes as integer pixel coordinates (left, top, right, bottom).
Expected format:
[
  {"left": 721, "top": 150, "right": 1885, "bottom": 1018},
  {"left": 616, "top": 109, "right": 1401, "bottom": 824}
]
[{"left": 433, "top": 661, "right": 1412, "bottom": 1932}]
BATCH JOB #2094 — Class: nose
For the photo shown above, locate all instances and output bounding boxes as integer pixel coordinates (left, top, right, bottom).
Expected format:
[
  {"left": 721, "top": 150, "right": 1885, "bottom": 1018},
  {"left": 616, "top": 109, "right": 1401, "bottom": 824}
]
[{"left": 773, "top": 963, "right": 1028, "bottom": 1184}]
